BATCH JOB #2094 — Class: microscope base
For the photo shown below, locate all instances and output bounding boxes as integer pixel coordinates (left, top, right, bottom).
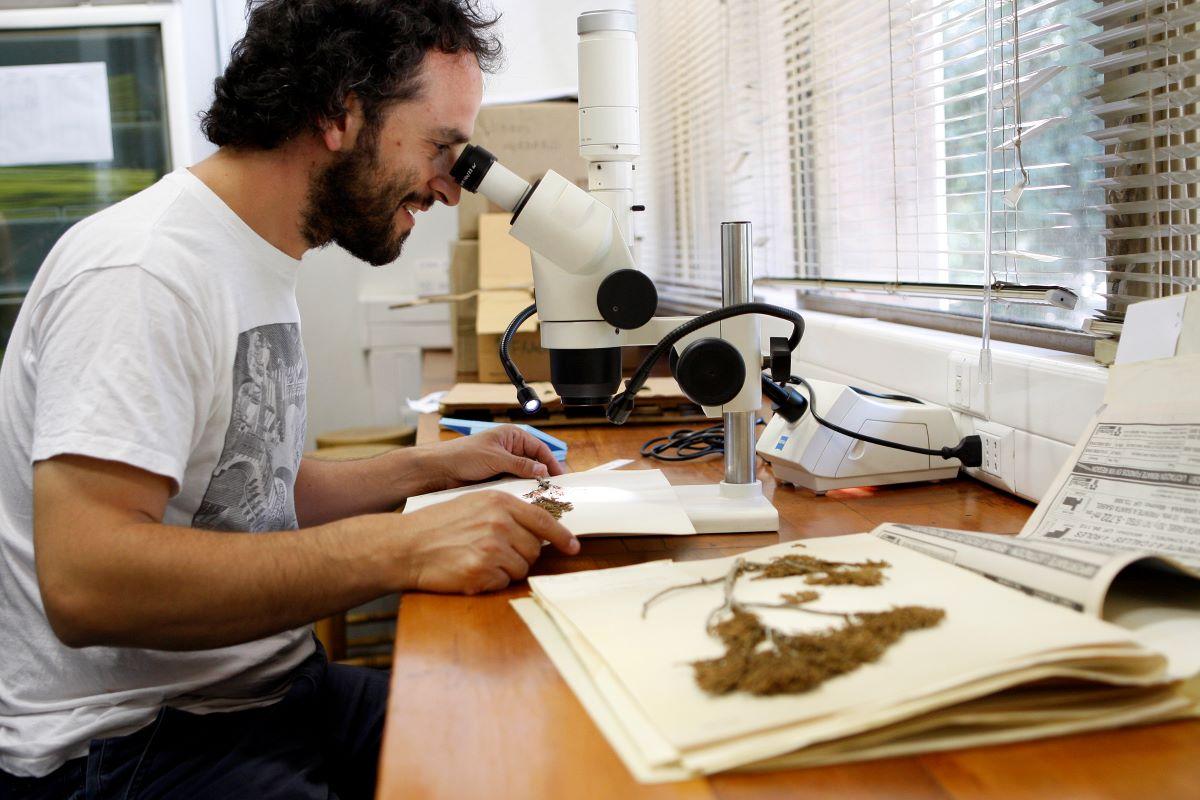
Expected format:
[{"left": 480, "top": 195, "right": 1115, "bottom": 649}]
[{"left": 673, "top": 482, "right": 779, "bottom": 534}]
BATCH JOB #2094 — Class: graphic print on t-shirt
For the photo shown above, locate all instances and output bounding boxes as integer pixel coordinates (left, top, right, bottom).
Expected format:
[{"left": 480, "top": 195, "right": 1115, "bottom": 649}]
[{"left": 193, "top": 323, "right": 307, "bottom": 532}]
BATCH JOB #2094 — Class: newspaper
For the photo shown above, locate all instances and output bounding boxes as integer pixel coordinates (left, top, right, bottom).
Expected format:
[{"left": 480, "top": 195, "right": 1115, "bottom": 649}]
[
  {"left": 1017, "top": 354, "right": 1200, "bottom": 569},
  {"left": 871, "top": 523, "right": 1158, "bottom": 615},
  {"left": 871, "top": 523, "right": 1200, "bottom": 679}
]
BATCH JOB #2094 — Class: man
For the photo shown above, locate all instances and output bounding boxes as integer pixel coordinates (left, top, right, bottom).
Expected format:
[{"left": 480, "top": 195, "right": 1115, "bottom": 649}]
[{"left": 0, "top": 1, "right": 578, "bottom": 797}]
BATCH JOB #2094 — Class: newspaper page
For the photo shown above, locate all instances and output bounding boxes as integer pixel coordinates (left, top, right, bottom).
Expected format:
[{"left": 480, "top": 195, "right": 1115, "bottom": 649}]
[
  {"left": 872, "top": 523, "right": 1200, "bottom": 679},
  {"left": 870, "top": 523, "right": 1144, "bottom": 615},
  {"left": 1018, "top": 354, "right": 1200, "bottom": 570}
]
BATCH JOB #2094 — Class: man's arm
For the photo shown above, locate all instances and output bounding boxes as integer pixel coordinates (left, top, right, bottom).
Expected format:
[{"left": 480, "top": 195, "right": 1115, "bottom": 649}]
[
  {"left": 293, "top": 447, "right": 435, "bottom": 525},
  {"left": 293, "top": 425, "right": 565, "bottom": 526},
  {"left": 34, "top": 454, "right": 578, "bottom": 651}
]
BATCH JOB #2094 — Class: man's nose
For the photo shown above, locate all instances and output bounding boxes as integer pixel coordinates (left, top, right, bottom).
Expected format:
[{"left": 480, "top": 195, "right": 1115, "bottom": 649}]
[{"left": 431, "top": 175, "right": 461, "bottom": 207}]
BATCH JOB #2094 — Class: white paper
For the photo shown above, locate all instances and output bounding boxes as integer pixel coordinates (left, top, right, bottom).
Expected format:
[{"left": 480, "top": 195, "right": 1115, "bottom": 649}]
[
  {"left": 402, "top": 469, "right": 696, "bottom": 536},
  {"left": 511, "top": 598, "right": 696, "bottom": 783},
  {"left": 405, "top": 390, "right": 446, "bottom": 414},
  {"left": 1115, "top": 294, "right": 1186, "bottom": 364},
  {"left": 0, "top": 63, "right": 114, "bottom": 167},
  {"left": 526, "top": 534, "right": 1167, "bottom": 773}
]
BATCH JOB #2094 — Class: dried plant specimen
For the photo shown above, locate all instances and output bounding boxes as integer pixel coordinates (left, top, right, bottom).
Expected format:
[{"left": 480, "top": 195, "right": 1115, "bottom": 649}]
[
  {"left": 523, "top": 478, "right": 574, "bottom": 520},
  {"left": 693, "top": 605, "right": 945, "bottom": 696},
  {"left": 747, "top": 554, "right": 891, "bottom": 586},
  {"left": 642, "top": 554, "right": 945, "bottom": 697}
]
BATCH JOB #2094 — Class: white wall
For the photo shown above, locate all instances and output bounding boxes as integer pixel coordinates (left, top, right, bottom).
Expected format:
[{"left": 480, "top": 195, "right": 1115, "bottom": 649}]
[
  {"left": 179, "top": 0, "right": 224, "bottom": 162},
  {"left": 482, "top": 0, "right": 634, "bottom": 104},
  {"left": 296, "top": 205, "right": 458, "bottom": 447}
]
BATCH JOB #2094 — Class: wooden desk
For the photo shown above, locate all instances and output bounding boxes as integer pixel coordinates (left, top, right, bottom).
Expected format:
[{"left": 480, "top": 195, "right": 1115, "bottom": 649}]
[{"left": 379, "top": 355, "right": 1200, "bottom": 799}]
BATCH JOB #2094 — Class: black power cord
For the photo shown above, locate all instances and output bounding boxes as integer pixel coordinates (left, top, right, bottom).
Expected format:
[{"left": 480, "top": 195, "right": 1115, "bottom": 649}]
[
  {"left": 785, "top": 376, "right": 982, "bottom": 467},
  {"left": 640, "top": 423, "right": 725, "bottom": 461},
  {"left": 608, "top": 302, "right": 805, "bottom": 424},
  {"left": 640, "top": 419, "right": 766, "bottom": 462}
]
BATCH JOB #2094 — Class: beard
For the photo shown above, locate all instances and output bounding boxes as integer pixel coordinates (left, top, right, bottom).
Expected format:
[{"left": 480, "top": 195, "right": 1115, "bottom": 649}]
[{"left": 301, "top": 133, "right": 431, "bottom": 267}]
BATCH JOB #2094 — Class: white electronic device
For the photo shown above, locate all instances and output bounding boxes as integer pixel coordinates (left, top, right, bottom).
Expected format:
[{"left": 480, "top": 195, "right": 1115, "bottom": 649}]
[{"left": 756, "top": 379, "right": 964, "bottom": 494}]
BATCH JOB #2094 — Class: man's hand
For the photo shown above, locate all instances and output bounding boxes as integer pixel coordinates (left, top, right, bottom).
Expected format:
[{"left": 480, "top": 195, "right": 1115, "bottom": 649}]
[
  {"left": 416, "top": 425, "right": 565, "bottom": 493},
  {"left": 398, "top": 491, "right": 579, "bottom": 594},
  {"left": 295, "top": 425, "right": 565, "bottom": 526}
]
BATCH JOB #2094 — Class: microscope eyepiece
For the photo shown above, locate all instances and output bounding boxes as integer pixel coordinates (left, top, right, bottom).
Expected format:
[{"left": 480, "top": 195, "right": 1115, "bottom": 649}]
[
  {"left": 449, "top": 144, "right": 496, "bottom": 193},
  {"left": 449, "top": 144, "right": 531, "bottom": 212}
]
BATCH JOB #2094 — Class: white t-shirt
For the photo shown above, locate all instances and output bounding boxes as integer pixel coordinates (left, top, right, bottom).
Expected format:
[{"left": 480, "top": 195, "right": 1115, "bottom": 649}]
[{"left": 0, "top": 169, "right": 315, "bottom": 778}]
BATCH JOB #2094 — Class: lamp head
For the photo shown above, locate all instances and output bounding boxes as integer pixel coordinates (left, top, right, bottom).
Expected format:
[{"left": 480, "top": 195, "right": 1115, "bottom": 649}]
[{"left": 516, "top": 384, "right": 543, "bottom": 415}]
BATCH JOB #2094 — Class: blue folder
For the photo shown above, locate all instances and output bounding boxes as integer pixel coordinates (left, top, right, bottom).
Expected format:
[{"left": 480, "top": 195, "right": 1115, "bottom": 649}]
[{"left": 438, "top": 417, "right": 568, "bottom": 461}]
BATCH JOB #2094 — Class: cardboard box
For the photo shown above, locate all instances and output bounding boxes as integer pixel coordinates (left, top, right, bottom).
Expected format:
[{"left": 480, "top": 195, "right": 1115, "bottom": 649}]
[
  {"left": 478, "top": 213, "right": 533, "bottom": 289},
  {"left": 458, "top": 102, "right": 589, "bottom": 239},
  {"left": 476, "top": 290, "right": 549, "bottom": 383},
  {"left": 449, "top": 239, "right": 479, "bottom": 375}
]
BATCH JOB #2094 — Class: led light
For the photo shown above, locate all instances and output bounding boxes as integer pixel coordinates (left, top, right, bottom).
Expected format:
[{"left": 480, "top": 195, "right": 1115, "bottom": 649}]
[{"left": 517, "top": 385, "right": 542, "bottom": 415}]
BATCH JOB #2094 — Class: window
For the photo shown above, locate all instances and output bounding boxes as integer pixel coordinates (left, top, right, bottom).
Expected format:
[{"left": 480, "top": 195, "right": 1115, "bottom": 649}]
[
  {"left": 1087, "top": 0, "right": 1200, "bottom": 328},
  {"left": 635, "top": 0, "right": 1200, "bottom": 354},
  {"left": 0, "top": 4, "right": 188, "bottom": 354},
  {"left": 636, "top": 0, "right": 794, "bottom": 312}
]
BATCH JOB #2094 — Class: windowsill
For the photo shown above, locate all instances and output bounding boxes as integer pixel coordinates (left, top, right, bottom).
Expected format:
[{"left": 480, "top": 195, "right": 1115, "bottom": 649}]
[{"left": 760, "top": 309, "right": 1108, "bottom": 502}]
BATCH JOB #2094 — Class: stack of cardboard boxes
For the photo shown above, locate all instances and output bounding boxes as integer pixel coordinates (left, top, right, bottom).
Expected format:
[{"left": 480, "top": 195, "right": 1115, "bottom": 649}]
[{"left": 449, "top": 101, "right": 589, "bottom": 382}]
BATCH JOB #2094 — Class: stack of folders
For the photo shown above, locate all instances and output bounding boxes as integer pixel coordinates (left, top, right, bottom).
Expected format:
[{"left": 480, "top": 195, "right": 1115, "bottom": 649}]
[{"left": 513, "top": 525, "right": 1200, "bottom": 782}]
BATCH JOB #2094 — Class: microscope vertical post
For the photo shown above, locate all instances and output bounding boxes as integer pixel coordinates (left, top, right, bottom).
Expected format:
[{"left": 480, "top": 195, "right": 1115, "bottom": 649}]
[
  {"left": 722, "top": 221, "right": 757, "bottom": 485},
  {"left": 670, "top": 221, "right": 777, "bottom": 532}
]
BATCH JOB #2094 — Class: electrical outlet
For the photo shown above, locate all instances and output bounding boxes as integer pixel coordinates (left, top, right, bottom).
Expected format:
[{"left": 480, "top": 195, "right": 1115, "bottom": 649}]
[
  {"left": 947, "top": 352, "right": 985, "bottom": 417},
  {"left": 979, "top": 430, "right": 1003, "bottom": 476},
  {"left": 968, "top": 421, "right": 1017, "bottom": 492}
]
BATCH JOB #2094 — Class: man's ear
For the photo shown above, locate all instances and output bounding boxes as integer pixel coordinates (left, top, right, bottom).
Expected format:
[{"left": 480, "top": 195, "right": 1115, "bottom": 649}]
[{"left": 319, "top": 93, "right": 365, "bottom": 153}]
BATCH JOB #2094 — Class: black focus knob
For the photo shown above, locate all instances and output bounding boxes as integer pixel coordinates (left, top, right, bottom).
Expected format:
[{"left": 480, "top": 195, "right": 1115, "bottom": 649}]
[
  {"left": 596, "top": 269, "right": 658, "bottom": 330},
  {"left": 672, "top": 338, "right": 745, "bottom": 407}
]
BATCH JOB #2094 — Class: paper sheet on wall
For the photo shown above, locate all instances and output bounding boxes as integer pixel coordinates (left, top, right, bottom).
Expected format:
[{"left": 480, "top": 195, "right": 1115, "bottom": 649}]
[
  {"left": 1019, "top": 354, "right": 1200, "bottom": 570},
  {"left": 402, "top": 469, "right": 696, "bottom": 536},
  {"left": 0, "top": 63, "right": 114, "bottom": 167}
]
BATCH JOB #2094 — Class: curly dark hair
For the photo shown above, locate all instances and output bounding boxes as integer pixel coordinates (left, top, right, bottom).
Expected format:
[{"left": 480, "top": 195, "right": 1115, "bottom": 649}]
[{"left": 201, "top": 0, "right": 502, "bottom": 149}]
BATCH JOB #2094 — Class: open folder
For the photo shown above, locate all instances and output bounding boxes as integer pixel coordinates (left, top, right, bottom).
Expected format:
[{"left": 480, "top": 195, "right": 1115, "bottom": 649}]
[{"left": 514, "top": 525, "right": 1200, "bottom": 782}]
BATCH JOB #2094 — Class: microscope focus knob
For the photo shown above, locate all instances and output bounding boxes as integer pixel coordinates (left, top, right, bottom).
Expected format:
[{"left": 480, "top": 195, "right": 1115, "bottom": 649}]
[
  {"left": 672, "top": 338, "right": 745, "bottom": 407},
  {"left": 597, "top": 269, "right": 658, "bottom": 330}
]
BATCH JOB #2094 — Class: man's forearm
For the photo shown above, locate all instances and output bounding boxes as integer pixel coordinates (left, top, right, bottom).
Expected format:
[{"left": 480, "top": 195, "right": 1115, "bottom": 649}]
[
  {"left": 41, "top": 513, "right": 409, "bottom": 651},
  {"left": 294, "top": 446, "right": 443, "bottom": 526}
]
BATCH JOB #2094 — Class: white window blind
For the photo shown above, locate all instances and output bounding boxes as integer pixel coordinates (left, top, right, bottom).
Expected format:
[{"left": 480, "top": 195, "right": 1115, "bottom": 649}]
[
  {"left": 635, "top": 0, "right": 794, "bottom": 311},
  {"left": 638, "top": 0, "right": 1180, "bottom": 347},
  {"left": 1084, "top": 0, "right": 1200, "bottom": 334}
]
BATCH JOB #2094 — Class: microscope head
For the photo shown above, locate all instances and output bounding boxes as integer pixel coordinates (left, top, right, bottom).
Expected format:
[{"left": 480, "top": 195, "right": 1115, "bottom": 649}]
[{"left": 449, "top": 145, "right": 628, "bottom": 406}]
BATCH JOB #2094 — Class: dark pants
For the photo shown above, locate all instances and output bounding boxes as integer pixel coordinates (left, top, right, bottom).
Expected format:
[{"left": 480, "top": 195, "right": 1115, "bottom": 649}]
[{"left": 0, "top": 645, "right": 389, "bottom": 800}]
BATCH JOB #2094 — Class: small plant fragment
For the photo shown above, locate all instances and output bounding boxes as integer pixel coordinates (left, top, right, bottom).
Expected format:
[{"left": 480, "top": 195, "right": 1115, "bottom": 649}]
[{"left": 523, "top": 479, "right": 574, "bottom": 520}]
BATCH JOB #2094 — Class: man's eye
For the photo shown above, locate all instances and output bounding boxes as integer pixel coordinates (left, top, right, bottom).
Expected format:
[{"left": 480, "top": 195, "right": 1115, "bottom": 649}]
[{"left": 434, "top": 143, "right": 450, "bottom": 154}]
